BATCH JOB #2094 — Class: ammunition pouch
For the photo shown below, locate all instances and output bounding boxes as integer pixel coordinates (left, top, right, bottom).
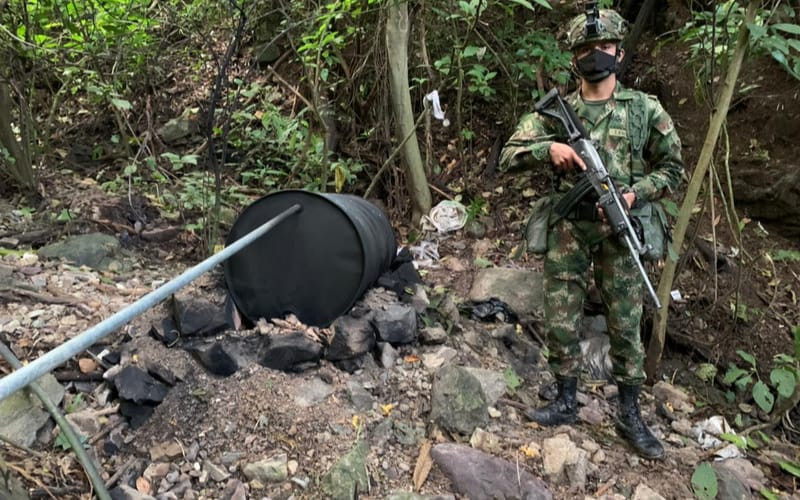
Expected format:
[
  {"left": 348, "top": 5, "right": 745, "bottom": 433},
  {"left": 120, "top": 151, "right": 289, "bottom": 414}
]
[
  {"left": 630, "top": 201, "right": 670, "bottom": 262},
  {"left": 524, "top": 196, "right": 555, "bottom": 255}
]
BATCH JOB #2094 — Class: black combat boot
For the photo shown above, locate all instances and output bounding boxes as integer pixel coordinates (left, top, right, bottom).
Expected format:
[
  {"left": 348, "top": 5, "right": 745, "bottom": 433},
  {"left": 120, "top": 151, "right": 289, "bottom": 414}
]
[
  {"left": 616, "top": 383, "right": 665, "bottom": 459},
  {"left": 526, "top": 377, "right": 577, "bottom": 426}
]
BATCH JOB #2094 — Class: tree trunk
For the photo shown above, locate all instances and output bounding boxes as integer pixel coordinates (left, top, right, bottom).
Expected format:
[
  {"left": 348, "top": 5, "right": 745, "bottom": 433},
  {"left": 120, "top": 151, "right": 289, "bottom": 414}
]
[
  {"left": 0, "top": 82, "right": 35, "bottom": 191},
  {"left": 645, "top": 0, "right": 759, "bottom": 381},
  {"left": 385, "top": 0, "right": 431, "bottom": 224}
]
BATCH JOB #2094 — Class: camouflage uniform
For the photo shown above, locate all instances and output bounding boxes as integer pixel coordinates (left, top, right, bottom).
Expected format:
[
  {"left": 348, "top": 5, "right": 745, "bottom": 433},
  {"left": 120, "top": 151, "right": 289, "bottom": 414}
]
[{"left": 500, "top": 84, "right": 684, "bottom": 385}]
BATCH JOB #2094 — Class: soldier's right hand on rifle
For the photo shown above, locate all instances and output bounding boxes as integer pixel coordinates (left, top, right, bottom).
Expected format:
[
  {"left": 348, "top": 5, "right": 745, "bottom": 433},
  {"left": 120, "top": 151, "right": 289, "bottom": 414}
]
[{"left": 549, "top": 142, "right": 586, "bottom": 173}]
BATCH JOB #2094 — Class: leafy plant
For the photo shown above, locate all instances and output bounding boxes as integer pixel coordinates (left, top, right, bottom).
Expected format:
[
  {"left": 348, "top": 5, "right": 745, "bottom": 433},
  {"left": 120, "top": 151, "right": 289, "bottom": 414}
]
[
  {"left": 691, "top": 462, "right": 718, "bottom": 500},
  {"left": 54, "top": 431, "right": 88, "bottom": 451},
  {"left": 504, "top": 366, "right": 523, "bottom": 393}
]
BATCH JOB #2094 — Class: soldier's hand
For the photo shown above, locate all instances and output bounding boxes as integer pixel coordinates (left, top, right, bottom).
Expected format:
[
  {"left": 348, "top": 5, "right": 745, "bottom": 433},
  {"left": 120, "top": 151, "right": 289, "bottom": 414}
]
[{"left": 549, "top": 142, "right": 586, "bottom": 173}]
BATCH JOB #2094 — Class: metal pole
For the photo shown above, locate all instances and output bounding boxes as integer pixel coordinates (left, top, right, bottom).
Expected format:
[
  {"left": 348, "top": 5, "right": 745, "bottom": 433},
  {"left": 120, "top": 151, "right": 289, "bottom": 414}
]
[{"left": 0, "top": 204, "right": 301, "bottom": 402}]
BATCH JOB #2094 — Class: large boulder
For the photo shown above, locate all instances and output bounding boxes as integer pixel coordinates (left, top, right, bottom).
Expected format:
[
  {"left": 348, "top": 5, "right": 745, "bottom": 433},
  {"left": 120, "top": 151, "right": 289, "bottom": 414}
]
[{"left": 469, "top": 268, "right": 544, "bottom": 316}]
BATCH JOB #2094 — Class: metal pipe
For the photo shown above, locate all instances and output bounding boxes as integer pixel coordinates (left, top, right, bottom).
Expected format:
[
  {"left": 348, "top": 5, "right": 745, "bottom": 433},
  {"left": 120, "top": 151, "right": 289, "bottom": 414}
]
[
  {"left": 0, "top": 204, "right": 301, "bottom": 402},
  {"left": 0, "top": 341, "right": 112, "bottom": 500}
]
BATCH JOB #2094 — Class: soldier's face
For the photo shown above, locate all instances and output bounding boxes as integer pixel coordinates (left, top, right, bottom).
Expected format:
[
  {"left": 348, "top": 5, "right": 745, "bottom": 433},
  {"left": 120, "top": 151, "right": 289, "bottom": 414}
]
[{"left": 574, "top": 42, "right": 622, "bottom": 61}]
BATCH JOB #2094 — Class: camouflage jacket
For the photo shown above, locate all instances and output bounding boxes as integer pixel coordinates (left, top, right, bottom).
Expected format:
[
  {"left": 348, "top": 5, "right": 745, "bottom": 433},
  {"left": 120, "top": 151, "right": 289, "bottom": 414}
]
[{"left": 500, "top": 83, "right": 684, "bottom": 202}]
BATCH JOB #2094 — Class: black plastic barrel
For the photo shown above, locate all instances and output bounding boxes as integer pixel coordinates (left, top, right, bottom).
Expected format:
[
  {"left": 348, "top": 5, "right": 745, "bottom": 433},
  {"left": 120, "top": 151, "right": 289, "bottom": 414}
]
[{"left": 223, "top": 190, "right": 397, "bottom": 327}]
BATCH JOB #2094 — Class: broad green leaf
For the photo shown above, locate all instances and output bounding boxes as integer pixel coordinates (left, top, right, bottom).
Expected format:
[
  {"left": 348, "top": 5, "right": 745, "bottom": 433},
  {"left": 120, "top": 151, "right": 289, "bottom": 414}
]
[
  {"left": 760, "top": 488, "right": 779, "bottom": 500},
  {"left": 737, "top": 350, "right": 757, "bottom": 368},
  {"left": 508, "top": 0, "right": 552, "bottom": 11},
  {"left": 111, "top": 98, "right": 132, "bottom": 110},
  {"left": 773, "top": 23, "right": 800, "bottom": 35},
  {"left": 462, "top": 45, "right": 481, "bottom": 58},
  {"left": 793, "top": 325, "right": 800, "bottom": 360},
  {"left": 723, "top": 364, "right": 749, "bottom": 385},
  {"left": 691, "top": 463, "right": 718, "bottom": 500},
  {"left": 734, "top": 374, "right": 753, "bottom": 392},
  {"left": 753, "top": 381, "right": 775, "bottom": 413},
  {"left": 779, "top": 460, "right": 800, "bottom": 478},
  {"left": 771, "top": 367, "right": 796, "bottom": 398},
  {"left": 720, "top": 432, "right": 747, "bottom": 449}
]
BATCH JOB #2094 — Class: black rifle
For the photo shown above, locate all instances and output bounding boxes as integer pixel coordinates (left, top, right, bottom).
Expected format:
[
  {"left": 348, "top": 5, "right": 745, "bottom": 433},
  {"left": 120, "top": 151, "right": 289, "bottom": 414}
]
[{"left": 534, "top": 88, "right": 661, "bottom": 309}]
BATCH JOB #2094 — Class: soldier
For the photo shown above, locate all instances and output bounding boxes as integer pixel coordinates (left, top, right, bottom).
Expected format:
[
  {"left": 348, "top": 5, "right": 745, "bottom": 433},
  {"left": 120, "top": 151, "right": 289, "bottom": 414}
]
[{"left": 499, "top": 7, "right": 684, "bottom": 459}]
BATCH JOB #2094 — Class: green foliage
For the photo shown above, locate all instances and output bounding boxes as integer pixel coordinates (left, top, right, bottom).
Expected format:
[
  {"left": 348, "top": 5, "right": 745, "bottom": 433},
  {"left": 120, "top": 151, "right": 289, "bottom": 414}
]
[
  {"left": 691, "top": 462, "right": 718, "bottom": 500},
  {"left": 680, "top": 1, "right": 800, "bottom": 96},
  {"left": 771, "top": 249, "right": 800, "bottom": 262},
  {"left": 465, "top": 196, "right": 488, "bottom": 221},
  {"left": 723, "top": 330, "right": 800, "bottom": 416},
  {"left": 504, "top": 366, "right": 523, "bottom": 392},
  {"left": 54, "top": 431, "right": 88, "bottom": 451}
]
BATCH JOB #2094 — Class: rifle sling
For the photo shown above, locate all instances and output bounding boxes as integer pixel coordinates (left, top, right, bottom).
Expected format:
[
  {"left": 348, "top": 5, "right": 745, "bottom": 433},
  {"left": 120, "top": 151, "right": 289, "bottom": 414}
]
[{"left": 553, "top": 174, "right": 595, "bottom": 218}]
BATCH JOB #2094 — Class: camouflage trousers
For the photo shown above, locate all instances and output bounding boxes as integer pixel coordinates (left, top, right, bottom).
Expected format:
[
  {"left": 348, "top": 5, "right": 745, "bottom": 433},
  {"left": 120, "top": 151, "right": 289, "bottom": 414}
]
[{"left": 543, "top": 217, "right": 645, "bottom": 385}]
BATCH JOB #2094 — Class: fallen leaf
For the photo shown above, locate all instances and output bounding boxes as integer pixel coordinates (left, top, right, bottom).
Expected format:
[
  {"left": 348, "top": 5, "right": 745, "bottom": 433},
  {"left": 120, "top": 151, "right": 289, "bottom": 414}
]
[
  {"left": 381, "top": 403, "right": 395, "bottom": 416},
  {"left": 351, "top": 415, "right": 361, "bottom": 430},
  {"left": 413, "top": 440, "right": 433, "bottom": 491},
  {"left": 520, "top": 444, "right": 539, "bottom": 458},
  {"left": 136, "top": 476, "right": 151, "bottom": 494},
  {"left": 404, "top": 355, "right": 420, "bottom": 363}
]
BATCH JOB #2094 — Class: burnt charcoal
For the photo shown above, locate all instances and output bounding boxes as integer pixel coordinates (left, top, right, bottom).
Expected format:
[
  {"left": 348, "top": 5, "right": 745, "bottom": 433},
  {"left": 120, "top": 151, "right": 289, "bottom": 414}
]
[
  {"left": 326, "top": 315, "right": 376, "bottom": 361},
  {"left": 103, "top": 440, "right": 119, "bottom": 456},
  {"left": 149, "top": 318, "right": 179, "bottom": 346},
  {"left": 187, "top": 343, "right": 238, "bottom": 376},
  {"left": 334, "top": 355, "right": 367, "bottom": 374},
  {"left": 260, "top": 332, "right": 322, "bottom": 371},
  {"left": 376, "top": 247, "right": 422, "bottom": 299},
  {"left": 113, "top": 365, "right": 168, "bottom": 404},
  {"left": 102, "top": 351, "right": 121, "bottom": 365},
  {"left": 146, "top": 363, "right": 178, "bottom": 386},
  {"left": 372, "top": 304, "right": 417, "bottom": 344},
  {"left": 119, "top": 400, "right": 155, "bottom": 429},
  {"left": 171, "top": 296, "right": 229, "bottom": 337}
]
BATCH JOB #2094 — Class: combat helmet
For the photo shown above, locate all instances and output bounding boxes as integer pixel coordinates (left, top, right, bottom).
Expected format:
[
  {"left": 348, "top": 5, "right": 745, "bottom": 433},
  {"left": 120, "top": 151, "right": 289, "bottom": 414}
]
[{"left": 566, "top": 3, "right": 629, "bottom": 50}]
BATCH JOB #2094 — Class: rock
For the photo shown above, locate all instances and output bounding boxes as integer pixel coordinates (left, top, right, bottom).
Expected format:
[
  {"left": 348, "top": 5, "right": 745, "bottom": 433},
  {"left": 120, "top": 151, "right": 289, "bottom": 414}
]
[
  {"left": 186, "top": 342, "right": 239, "bottom": 376},
  {"left": 468, "top": 267, "right": 544, "bottom": 316},
  {"left": 110, "top": 484, "right": 156, "bottom": 500},
  {"left": 462, "top": 367, "right": 506, "bottom": 406},
  {"left": 652, "top": 381, "right": 693, "bottom": 412},
  {"left": 149, "top": 441, "right": 183, "bottom": 461},
  {"left": 422, "top": 346, "right": 458, "bottom": 371},
  {"left": 346, "top": 379, "right": 375, "bottom": 412},
  {"left": 577, "top": 400, "right": 606, "bottom": 426},
  {"left": 203, "top": 460, "right": 230, "bottom": 482},
  {"left": 712, "top": 462, "right": 751, "bottom": 499},
  {"left": 157, "top": 107, "right": 198, "bottom": 144},
  {"left": 393, "top": 420, "right": 425, "bottom": 446},
  {"left": 171, "top": 296, "right": 229, "bottom": 337},
  {"left": 469, "top": 427, "right": 503, "bottom": 455},
  {"left": 243, "top": 454, "right": 288, "bottom": 483},
  {"left": 431, "top": 443, "right": 552, "bottom": 500},
  {"left": 715, "top": 458, "right": 766, "bottom": 492},
  {"left": 387, "top": 493, "right": 455, "bottom": 500},
  {"left": 38, "top": 233, "right": 125, "bottom": 271},
  {"left": 143, "top": 463, "right": 171, "bottom": 481},
  {"left": 419, "top": 325, "right": 448, "bottom": 345},
  {"left": 114, "top": 366, "right": 169, "bottom": 405},
  {"left": 465, "top": 219, "right": 486, "bottom": 239},
  {"left": 632, "top": 484, "right": 666, "bottom": 500},
  {"left": 292, "top": 377, "right": 334, "bottom": 407},
  {"left": 0, "top": 373, "right": 64, "bottom": 448},
  {"left": 579, "top": 335, "right": 612, "bottom": 381},
  {"left": 327, "top": 314, "right": 376, "bottom": 361},
  {"left": 430, "top": 365, "right": 488, "bottom": 435},
  {"left": 260, "top": 331, "right": 323, "bottom": 371},
  {"left": 408, "top": 283, "right": 430, "bottom": 314},
  {"left": 221, "top": 479, "right": 247, "bottom": 500},
  {"left": 671, "top": 418, "right": 693, "bottom": 436},
  {"left": 320, "top": 440, "right": 370, "bottom": 500},
  {"left": 379, "top": 342, "right": 399, "bottom": 368},
  {"left": 542, "top": 433, "right": 588, "bottom": 486},
  {"left": 66, "top": 409, "right": 101, "bottom": 437},
  {"left": 372, "top": 304, "right": 417, "bottom": 344}
]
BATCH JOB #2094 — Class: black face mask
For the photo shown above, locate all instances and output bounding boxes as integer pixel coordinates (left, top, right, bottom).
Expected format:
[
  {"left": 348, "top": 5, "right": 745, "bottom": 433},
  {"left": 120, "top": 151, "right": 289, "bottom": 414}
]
[{"left": 576, "top": 48, "right": 618, "bottom": 82}]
